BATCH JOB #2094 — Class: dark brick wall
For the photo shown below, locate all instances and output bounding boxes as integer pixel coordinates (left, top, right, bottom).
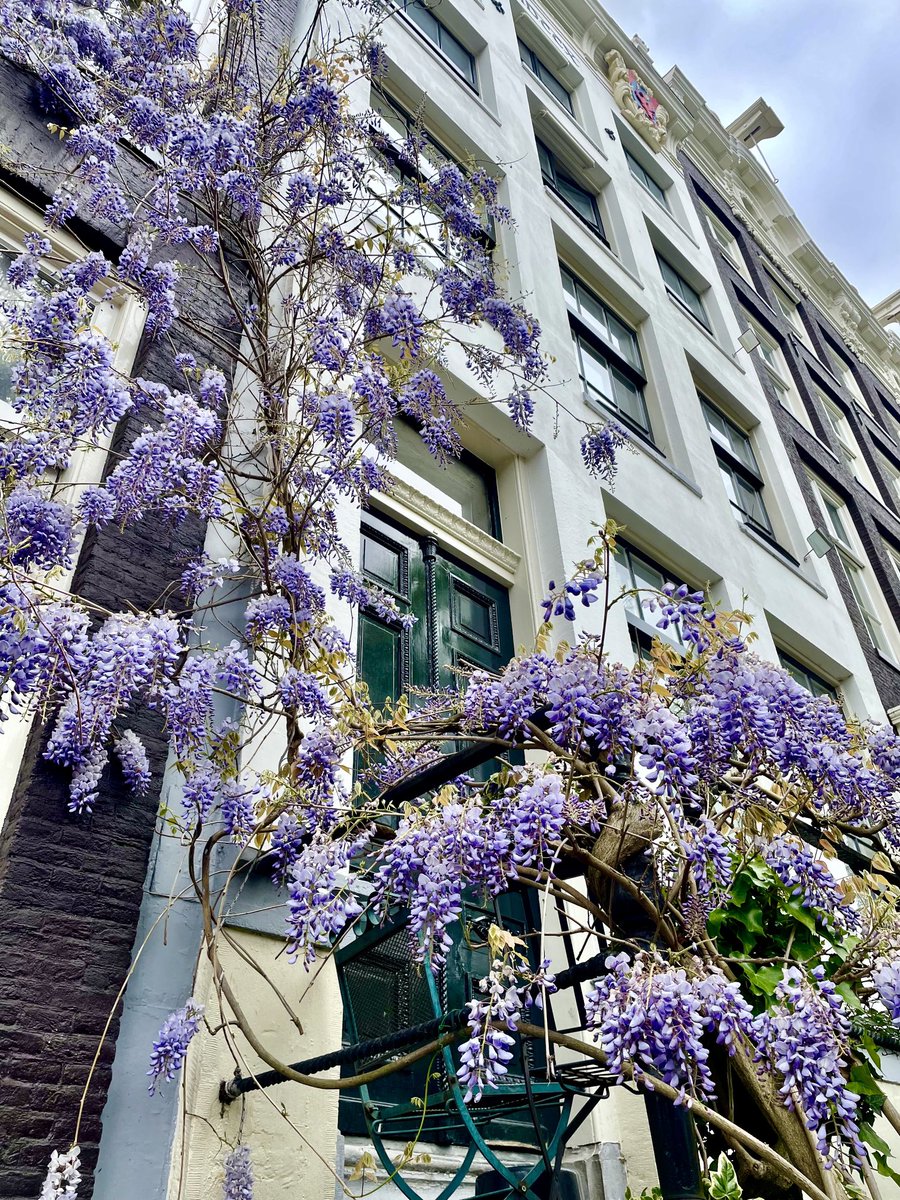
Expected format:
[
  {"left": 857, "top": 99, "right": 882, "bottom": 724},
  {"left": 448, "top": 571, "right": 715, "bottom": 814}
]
[
  {"left": 0, "top": 79, "right": 238, "bottom": 1200},
  {"left": 681, "top": 152, "right": 900, "bottom": 714}
]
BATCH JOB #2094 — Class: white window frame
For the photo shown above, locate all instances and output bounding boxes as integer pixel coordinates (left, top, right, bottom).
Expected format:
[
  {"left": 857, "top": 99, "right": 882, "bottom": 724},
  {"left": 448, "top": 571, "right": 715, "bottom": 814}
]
[
  {"left": 827, "top": 343, "right": 871, "bottom": 412},
  {"left": 704, "top": 209, "right": 751, "bottom": 283},
  {"left": 0, "top": 191, "right": 145, "bottom": 824},
  {"left": 817, "top": 390, "right": 879, "bottom": 493},
  {"left": 809, "top": 476, "right": 900, "bottom": 663},
  {"left": 744, "top": 315, "right": 810, "bottom": 428},
  {"left": 877, "top": 452, "right": 900, "bottom": 509},
  {"left": 766, "top": 272, "right": 813, "bottom": 352}
]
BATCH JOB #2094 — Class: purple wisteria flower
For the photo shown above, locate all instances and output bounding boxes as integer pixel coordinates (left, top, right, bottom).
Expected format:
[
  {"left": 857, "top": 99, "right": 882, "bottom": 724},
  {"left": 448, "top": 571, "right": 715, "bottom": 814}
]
[
  {"left": 223, "top": 1145, "right": 254, "bottom": 1200},
  {"left": 147, "top": 998, "right": 204, "bottom": 1094}
]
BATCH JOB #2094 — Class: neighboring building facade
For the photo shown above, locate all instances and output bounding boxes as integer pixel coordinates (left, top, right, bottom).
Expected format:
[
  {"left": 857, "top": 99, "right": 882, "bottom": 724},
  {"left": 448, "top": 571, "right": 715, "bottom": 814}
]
[{"left": 3, "top": 2, "right": 900, "bottom": 1199}]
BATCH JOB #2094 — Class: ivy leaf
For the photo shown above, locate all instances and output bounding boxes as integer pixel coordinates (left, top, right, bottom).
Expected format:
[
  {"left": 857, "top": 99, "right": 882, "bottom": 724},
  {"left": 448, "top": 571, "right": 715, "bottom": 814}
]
[{"left": 741, "top": 963, "right": 783, "bottom": 997}]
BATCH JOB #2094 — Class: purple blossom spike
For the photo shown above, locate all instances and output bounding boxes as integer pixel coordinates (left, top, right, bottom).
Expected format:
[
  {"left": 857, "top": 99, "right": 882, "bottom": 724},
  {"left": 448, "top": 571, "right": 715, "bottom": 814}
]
[
  {"left": 223, "top": 1145, "right": 254, "bottom": 1200},
  {"left": 147, "top": 998, "right": 204, "bottom": 1094}
]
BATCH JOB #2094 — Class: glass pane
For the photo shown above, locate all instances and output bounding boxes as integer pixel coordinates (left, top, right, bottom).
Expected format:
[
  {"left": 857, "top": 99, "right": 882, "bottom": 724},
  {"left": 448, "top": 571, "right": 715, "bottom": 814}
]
[
  {"left": 537, "top": 142, "right": 554, "bottom": 184},
  {"left": 538, "top": 65, "right": 573, "bottom": 113},
  {"left": 682, "top": 284, "right": 706, "bottom": 325},
  {"left": 517, "top": 38, "right": 532, "bottom": 68},
  {"left": 560, "top": 266, "right": 577, "bottom": 307},
  {"left": 578, "top": 337, "right": 612, "bottom": 404},
  {"left": 612, "top": 368, "right": 647, "bottom": 431},
  {"left": 607, "top": 312, "right": 640, "bottom": 370},
  {"left": 824, "top": 497, "right": 849, "bottom": 546},
  {"left": 578, "top": 287, "right": 610, "bottom": 341},
  {"left": 407, "top": 1, "right": 440, "bottom": 42},
  {"left": 659, "top": 257, "right": 680, "bottom": 295},
  {"left": 439, "top": 30, "right": 476, "bottom": 85},
  {"left": 726, "top": 424, "right": 757, "bottom": 472},
  {"left": 393, "top": 420, "right": 495, "bottom": 535},
  {"left": 362, "top": 534, "right": 401, "bottom": 591},
  {"left": 735, "top": 475, "right": 771, "bottom": 532},
  {"left": 556, "top": 177, "right": 600, "bottom": 232}
]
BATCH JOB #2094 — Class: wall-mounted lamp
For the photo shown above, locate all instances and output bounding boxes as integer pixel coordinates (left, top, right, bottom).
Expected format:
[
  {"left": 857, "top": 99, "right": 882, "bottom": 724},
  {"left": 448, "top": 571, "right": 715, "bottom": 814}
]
[
  {"left": 804, "top": 528, "right": 834, "bottom": 559},
  {"left": 737, "top": 327, "right": 761, "bottom": 355}
]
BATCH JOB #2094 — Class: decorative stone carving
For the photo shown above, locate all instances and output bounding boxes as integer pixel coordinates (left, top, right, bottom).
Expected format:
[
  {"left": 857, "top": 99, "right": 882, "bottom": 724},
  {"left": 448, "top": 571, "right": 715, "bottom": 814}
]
[{"left": 605, "top": 49, "right": 668, "bottom": 151}]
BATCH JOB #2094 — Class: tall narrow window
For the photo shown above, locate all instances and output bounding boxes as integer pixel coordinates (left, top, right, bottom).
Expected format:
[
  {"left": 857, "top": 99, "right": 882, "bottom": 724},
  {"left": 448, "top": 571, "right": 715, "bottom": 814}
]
[
  {"left": 817, "top": 391, "right": 878, "bottom": 492},
  {"left": 517, "top": 38, "right": 573, "bottom": 114},
  {"left": 743, "top": 314, "right": 810, "bottom": 428},
  {"left": 561, "top": 263, "right": 650, "bottom": 439},
  {"left": 624, "top": 148, "right": 668, "bottom": 209},
  {"left": 766, "top": 273, "right": 813, "bottom": 351},
  {"left": 825, "top": 340, "right": 870, "bottom": 410},
  {"left": 701, "top": 396, "right": 774, "bottom": 540},
  {"left": 810, "top": 478, "right": 900, "bottom": 662},
  {"left": 402, "top": 1, "right": 477, "bottom": 89},
  {"left": 657, "top": 253, "right": 709, "bottom": 330},
  {"left": 703, "top": 208, "right": 751, "bottom": 283},
  {"left": 537, "top": 140, "right": 605, "bottom": 241}
]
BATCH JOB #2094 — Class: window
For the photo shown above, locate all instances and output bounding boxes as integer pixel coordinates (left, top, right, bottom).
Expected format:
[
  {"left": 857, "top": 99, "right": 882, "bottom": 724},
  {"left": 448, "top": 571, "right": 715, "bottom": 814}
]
[
  {"left": 657, "top": 253, "right": 709, "bottom": 330},
  {"left": 777, "top": 650, "right": 838, "bottom": 702},
  {"left": 612, "top": 540, "right": 691, "bottom": 657},
  {"left": 624, "top": 148, "right": 668, "bottom": 209},
  {"left": 766, "top": 274, "right": 813, "bottom": 351},
  {"left": 701, "top": 396, "right": 774, "bottom": 540},
  {"left": 826, "top": 341, "right": 869, "bottom": 410},
  {"left": 560, "top": 264, "right": 650, "bottom": 438},
  {"left": 401, "top": 1, "right": 477, "bottom": 89},
  {"left": 369, "top": 86, "right": 495, "bottom": 253},
  {"left": 391, "top": 420, "right": 500, "bottom": 537},
  {"left": 818, "top": 391, "right": 878, "bottom": 491},
  {"left": 537, "top": 140, "right": 605, "bottom": 241},
  {"left": 743, "top": 314, "right": 809, "bottom": 427},
  {"left": 703, "top": 208, "right": 751, "bottom": 282},
  {"left": 877, "top": 452, "right": 900, "bottom": 509},
  {"left": 518, "top": 38, "right": 573, "bottom": 114},
  {"left": 810, "top": 478, "right": 900, "bottom": 662}
]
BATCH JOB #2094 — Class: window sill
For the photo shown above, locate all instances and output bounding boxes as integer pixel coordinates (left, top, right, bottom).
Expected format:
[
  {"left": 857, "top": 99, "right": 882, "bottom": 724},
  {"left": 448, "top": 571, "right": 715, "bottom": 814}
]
[
  {"left": 392, "top": 13, "right": 502, "bottom": 127},
  {"left": 663, "top": 292, "right": 745, "bottom": 374},
  {"left": 738, "top": 522, "right": 827, "bottom": 596},
  {"left": 546, "top": 190, "right": 644, "bottom": 291},
  {"left": 609, "top": 416, "right": 703, "bottom": 498}
]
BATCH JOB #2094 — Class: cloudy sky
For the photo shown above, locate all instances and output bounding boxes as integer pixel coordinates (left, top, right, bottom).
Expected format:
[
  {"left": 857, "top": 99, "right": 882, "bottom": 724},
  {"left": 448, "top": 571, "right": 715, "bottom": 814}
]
[{"left": 601, "top": 0, "right": 900, "bottom": 308}]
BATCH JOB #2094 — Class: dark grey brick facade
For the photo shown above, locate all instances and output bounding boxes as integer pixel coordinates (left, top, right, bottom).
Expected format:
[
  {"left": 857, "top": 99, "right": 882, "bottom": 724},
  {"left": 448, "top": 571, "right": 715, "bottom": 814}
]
[{"left": 681, "top": 152, "right": 900, "bottom": 715}]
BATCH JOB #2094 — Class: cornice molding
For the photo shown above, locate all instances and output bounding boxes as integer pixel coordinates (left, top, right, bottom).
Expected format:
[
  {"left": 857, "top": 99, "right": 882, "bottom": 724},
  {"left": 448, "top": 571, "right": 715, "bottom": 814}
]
[{"left": 376, "top": 476, "right": 522, "bottom": 582}]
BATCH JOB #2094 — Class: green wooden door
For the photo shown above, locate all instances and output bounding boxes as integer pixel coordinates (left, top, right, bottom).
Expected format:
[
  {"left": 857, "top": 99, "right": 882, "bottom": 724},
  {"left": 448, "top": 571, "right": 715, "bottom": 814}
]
[{"left": 340, "top": 510, "right": 532, "bottom": 1144}]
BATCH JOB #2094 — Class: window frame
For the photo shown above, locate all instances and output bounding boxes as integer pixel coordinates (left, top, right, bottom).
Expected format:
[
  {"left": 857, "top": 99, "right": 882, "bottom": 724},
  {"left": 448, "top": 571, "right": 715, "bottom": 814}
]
[
  {"left": 624, "top": 147, "right": 668, "bottom": 210},
  {"left": 809, "top": 476, "right": 900, "bottom": 662},
  {"left": 766, "top": 272, "right": 813, "bottom": 351},
  {"left": 703, "top": 208, "right": 751, "bottom": 282},
  {"left": 700, "top": 395, "right": 775, "bottom": 541},
  {"left": 560, "top": 263, "right": 651, "bottom": 439},
  {"left": 536, "top": 139, "right": 606, "bottom": 243},
  {"left": 776, "top": 649, "right": 839, "bottom": 702},
  {"left": 612, "top": 539, "right": 693, "bottom": 656},
  {"left": 657, "top": 252, "right": 709, "bottom": 330},
  {"left": 400, "top": 1, "right": 478, "bottom": 91},
  {"left": 517, "top": 37, "right": 573, "bottom": 115},
  {"left": 368, "top": 84, "right": 495, "bottom": 255},
  {"left": 743, "top": 313, "right": 810, "bottom": 427},
  {"left": 817, "top": 389, "right": 878, "bottom": 492}
]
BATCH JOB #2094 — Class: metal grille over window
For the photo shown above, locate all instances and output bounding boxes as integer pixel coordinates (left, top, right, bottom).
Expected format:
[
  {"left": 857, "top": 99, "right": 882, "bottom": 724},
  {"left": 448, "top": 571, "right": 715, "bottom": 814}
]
[{"left": 561, "top": 263, "right": 650, "bottom": 439}]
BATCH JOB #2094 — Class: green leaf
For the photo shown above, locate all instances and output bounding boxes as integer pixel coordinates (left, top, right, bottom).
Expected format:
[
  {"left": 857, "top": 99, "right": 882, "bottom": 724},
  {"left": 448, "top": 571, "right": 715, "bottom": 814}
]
[
  {"left": 741, "top": 964, "right": 783, "bottom": 997},
  {"left": 707, "top": 1153, "right": 742, "bottom": 1200},
  {"left": 836, "top": 981, "right": 862, "bottom": 1011},
  {"left": 861, "top": 1124, "right": 892, "bottom": 1156},
  {"left": 783, "top": 897, "right": 818, "bottom": 933},
  {"left": 874, "top": 1151, "right": 900, "bottom": 1186},
  {"left": 848, "top": 1062, "right": 885, "bottom": 1098}
]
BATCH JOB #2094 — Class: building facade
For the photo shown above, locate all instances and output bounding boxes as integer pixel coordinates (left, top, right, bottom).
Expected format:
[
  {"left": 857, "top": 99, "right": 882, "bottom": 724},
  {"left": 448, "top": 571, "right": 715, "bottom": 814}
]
[{"left": 2, "top": 1, "right": 900, "bottom": 1199}]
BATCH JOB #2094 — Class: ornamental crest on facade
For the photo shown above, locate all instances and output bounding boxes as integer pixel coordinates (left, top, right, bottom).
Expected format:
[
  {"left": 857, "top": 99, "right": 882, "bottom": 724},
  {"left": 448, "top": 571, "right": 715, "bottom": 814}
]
[{"left": 605, "top": 49, "right": 669, "bottom": 150}]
